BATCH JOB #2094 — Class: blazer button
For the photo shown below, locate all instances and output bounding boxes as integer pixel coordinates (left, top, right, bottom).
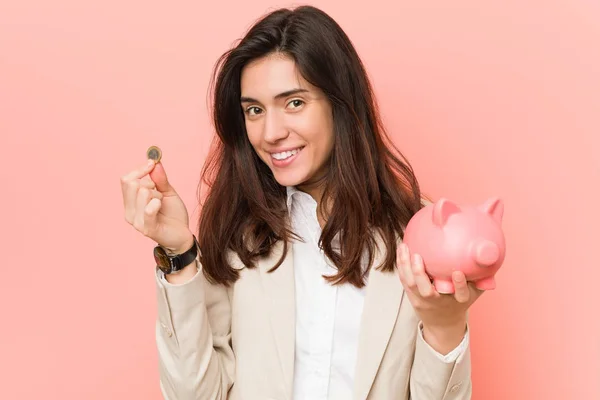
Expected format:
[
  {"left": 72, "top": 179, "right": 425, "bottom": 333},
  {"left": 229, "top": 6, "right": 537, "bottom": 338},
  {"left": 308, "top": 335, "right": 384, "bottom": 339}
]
[
  {"left": 161, "top": 322, "right": 173, "bottom": 337},
  {"left": 449, "top": 382, "right": 462, "bottom": 393}
]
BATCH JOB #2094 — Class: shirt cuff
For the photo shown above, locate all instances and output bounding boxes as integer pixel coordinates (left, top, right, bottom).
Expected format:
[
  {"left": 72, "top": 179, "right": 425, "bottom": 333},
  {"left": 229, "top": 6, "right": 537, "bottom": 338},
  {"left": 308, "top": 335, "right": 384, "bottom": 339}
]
[
  {"left": 418, "top": 321, "right": 470, "bottom": 363},
  {"left": 156, "top": 259, "right": 201, "bottom": 287}
]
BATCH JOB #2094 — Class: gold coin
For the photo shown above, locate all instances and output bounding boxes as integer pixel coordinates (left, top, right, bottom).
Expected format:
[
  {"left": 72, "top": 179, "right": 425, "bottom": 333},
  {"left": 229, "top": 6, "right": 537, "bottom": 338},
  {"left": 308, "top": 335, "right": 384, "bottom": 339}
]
[{"left": 146, "top": 146, "right": 162, "bottom": 163}]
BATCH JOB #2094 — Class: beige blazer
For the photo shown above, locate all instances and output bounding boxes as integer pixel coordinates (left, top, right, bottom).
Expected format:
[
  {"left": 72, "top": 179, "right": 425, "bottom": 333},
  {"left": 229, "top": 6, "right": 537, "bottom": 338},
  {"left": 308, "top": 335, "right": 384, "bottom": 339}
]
[{"left": 155, "top": 234, "right": 472, "bottom": 400}]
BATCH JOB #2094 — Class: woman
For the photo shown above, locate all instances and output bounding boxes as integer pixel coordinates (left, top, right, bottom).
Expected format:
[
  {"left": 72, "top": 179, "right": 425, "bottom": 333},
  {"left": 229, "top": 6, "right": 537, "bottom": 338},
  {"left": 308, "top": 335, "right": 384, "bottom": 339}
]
[{"left": 120, "top": 5, "right": 482, "bottom": 400}]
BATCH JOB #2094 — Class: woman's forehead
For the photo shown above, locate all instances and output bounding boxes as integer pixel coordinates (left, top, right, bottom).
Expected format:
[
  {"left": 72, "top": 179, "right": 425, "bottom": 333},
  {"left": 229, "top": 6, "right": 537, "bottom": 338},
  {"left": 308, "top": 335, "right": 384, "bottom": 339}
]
[{"left": 240, "top": 55, "right": 316, "bottom": 100}]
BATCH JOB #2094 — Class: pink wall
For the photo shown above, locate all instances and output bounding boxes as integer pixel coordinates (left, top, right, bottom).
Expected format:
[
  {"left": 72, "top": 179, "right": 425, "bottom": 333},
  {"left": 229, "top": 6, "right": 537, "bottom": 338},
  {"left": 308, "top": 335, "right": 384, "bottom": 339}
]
[{"left": 1, "top": 0, "right": 598, "bottom": 399}]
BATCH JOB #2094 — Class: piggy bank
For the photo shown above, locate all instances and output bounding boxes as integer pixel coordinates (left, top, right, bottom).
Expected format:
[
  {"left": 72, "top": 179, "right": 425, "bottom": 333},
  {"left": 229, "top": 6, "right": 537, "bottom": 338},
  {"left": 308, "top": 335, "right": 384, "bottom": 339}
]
[{"left": 402, "top": 197, "right": 506, "bottom": 294}]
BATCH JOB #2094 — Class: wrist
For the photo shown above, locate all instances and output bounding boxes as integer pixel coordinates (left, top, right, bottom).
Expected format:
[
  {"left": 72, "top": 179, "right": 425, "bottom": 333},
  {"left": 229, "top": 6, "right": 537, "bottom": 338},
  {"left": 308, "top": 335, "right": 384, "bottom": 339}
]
[
  {"left": 422, "top": 317, "right": 467, "bottom": 355},
  {"left": 164, "top": 261, "right": 198, "bottom": 284},
  {"left": 165, "top": 233, "right": 195, "bottom": 255}
]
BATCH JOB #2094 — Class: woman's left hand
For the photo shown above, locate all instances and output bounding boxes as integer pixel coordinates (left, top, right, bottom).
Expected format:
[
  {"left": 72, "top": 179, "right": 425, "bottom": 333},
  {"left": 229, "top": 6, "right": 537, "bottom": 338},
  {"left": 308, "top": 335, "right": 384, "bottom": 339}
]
[{"left": 397, "top": 242, "right": 484, "bottom": 353}]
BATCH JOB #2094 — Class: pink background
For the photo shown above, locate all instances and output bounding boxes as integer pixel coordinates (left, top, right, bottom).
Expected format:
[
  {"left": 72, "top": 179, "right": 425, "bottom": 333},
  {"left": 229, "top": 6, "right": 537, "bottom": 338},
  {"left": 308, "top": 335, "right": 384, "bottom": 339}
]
[{"left": 1, "top": 0, "right": 598, "bottom": 398}]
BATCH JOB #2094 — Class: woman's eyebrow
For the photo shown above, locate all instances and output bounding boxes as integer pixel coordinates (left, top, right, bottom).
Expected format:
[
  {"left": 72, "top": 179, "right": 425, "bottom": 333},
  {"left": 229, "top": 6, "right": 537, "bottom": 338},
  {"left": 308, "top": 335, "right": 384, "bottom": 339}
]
[{"left": 240, "top": 88, "right": 309, "bottom": 103}]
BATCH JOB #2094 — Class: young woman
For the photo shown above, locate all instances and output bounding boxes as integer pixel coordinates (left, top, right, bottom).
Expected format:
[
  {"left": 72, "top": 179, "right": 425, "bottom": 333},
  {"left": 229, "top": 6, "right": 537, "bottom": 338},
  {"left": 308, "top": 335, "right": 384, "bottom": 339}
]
[{"left": 120, "top": 5, "right": 482, "bottom": 400}]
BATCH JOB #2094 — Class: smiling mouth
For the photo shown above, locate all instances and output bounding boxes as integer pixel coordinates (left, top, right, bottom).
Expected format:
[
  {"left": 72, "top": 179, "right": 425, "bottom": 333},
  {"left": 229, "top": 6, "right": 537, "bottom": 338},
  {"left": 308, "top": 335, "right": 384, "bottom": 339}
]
[{"left": 270, "top": 147, "right": 304, "bottom": 161}]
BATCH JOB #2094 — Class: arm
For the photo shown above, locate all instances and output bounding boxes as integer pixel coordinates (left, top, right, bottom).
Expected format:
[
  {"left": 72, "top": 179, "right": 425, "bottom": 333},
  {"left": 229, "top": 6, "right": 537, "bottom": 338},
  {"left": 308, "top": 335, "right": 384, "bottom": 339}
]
[
  {"left": 155, "top": 257, "right": 235, "bottom": 399},
  {"left": 409, "top": 321, "right": 472, "bottom": 399},
  {"left": 397, "top": 243, "right": 476, "bottom": 399}
]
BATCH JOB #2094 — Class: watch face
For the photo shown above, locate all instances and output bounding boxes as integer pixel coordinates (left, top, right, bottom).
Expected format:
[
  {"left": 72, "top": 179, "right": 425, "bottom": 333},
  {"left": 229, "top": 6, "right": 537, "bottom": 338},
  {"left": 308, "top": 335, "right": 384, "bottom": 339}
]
[{"left": 153, "top": 246, "right": 171, "bottom": 273}]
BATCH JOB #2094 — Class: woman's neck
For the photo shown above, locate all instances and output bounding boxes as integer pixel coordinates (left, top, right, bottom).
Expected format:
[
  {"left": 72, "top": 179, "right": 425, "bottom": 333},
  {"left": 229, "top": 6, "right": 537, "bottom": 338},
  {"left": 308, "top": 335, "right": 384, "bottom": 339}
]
[{"left": 296, "top": 182, "right": 328, "bottom": 229}]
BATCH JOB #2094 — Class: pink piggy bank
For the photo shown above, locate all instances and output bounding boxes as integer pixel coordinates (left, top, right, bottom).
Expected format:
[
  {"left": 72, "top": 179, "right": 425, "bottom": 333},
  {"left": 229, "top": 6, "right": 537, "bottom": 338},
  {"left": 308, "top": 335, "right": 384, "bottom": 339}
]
[{"left": 402, "top": 197, "right": 506, "bottom": 294}]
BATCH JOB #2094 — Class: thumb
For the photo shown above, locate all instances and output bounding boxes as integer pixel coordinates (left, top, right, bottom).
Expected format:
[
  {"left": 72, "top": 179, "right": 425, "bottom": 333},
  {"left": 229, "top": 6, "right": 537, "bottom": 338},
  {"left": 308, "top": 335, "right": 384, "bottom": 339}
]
[{"left": 149, "top": 162, "right": 174, "bottom": 193}]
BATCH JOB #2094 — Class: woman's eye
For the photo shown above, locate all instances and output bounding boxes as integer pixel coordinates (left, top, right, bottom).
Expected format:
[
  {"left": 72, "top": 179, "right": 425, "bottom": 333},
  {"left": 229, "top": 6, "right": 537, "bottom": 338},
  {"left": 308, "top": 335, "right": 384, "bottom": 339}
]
[
  {"left": 246, "top": 106, "right": 262, "bottom": 116},
  {"left": 287, "top": 99, "right": 304, "bottom": 109}
]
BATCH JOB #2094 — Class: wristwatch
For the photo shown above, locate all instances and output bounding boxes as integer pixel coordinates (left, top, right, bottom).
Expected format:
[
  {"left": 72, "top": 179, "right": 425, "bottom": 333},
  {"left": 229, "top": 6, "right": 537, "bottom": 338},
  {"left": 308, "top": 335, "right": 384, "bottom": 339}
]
[{"left": 153, "top": 236, "right": 199, "bottom": 275}]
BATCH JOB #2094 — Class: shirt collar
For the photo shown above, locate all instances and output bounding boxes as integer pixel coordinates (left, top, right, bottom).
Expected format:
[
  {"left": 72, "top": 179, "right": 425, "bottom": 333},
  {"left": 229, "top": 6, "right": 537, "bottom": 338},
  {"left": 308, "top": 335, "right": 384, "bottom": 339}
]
[
  {"left": 286, "top": 186, "right": 300, "bottom": 209},
  {"left": 286, "top": 186, "right": 319, "bottom": 210}
]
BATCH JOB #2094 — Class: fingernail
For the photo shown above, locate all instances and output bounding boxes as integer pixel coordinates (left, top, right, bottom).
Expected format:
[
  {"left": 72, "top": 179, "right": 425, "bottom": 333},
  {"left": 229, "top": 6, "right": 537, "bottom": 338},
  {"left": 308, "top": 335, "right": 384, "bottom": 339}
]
[{"left": 148, "top": 159, "right": 155, "bottom": 167}]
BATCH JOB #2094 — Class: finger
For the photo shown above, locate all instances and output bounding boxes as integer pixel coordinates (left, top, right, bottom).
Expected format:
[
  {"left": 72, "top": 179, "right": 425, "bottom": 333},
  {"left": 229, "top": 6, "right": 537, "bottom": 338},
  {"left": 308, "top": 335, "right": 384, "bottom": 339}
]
[
  {"left": 469, "top": 283, "right": 486, "bottom": 299},
  {"left": 121, "top": 160, "right": 156, "bottom": 221},
  {"left": 140, "top": 175, "right": 156, "bottom": 189},
  {"left": 452, "top": 271, "right": 470, "bottom": 303},
  {"left": 133, "top": 187, "right": 151, "bottom": 233},
  {"left": 149, "top": 162, "right": 174, "bottom": 193},
  {"left": 397, "top": 244, "right": 405, "bottom": 280},
  {"left": 123, "top": 178, "right": 140, "bottom": 223},
  {"left": 133, "top": 187, "right": 162, "bottom": 235},
  {"left": 121, "top": 159, "right": 156, "bottom": 183},
  {"left": 398, "top": 243, "right": 415, "bottom": 290},
  {"left": 151, "top": 188, "right": 163, "bottom": 200},
  {"left": 124, "top": 179, "right": 158, "bottom": 223},
  {"left": 144, "top": 197, "right": 162, "bottom": 227},
  {"left": 412, "top": 253, "right": 437, "bottom": 298}
]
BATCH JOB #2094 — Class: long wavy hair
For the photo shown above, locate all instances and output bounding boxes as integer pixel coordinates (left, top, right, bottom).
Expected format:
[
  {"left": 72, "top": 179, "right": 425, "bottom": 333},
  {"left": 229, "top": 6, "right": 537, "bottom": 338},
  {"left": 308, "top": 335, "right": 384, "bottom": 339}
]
[{"left": 197, "top": 5, "right": 424, "bottom": 288}]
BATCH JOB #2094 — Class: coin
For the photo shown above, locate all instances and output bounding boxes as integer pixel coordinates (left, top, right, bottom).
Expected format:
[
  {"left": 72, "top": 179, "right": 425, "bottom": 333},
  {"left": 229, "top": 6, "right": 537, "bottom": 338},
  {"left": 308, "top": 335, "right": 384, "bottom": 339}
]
[{"left": 147, "top": 146, "right": 162, "bottom": 163}]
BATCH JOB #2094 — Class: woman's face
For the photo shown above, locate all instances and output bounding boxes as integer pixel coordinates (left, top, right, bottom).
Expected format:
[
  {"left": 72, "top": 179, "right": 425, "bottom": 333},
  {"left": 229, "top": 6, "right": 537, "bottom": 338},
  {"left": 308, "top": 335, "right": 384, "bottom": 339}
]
[{"left": 240, "top": 53, "right": 334, "bottom": 193}]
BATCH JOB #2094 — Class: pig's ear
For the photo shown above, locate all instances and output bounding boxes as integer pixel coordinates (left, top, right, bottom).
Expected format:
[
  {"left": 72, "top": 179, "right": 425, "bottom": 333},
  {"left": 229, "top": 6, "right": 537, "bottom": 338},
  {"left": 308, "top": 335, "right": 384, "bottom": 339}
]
[
  {"left": 479, "top": 197, "right": 504, "bottom": 225},
  {"left": 432, "top": 198, "right": 461, "bottom": 227}
]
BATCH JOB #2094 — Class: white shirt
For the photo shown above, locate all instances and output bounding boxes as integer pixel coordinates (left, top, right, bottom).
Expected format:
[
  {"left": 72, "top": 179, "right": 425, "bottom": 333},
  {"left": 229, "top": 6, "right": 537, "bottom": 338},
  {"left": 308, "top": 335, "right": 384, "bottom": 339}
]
[
  {"left": 160, "top": 186, "right": 468, "bottom": 399},
  {"left": 287, "top": 186, "right": 366, "bottom": 400},
  {"left": 286, "top": 186, "right": 468, "bottom": 400}
]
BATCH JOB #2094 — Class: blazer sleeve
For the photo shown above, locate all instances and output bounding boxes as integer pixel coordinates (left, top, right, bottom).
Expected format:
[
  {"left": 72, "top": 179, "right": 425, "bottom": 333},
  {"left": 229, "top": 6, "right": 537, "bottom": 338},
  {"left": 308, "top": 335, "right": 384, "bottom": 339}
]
[
  {"left": 155, "top": 258, "right": 235, "bottom": 400},
  {"left": 409, "top": 322, "right": 472, "bottom": 399}
]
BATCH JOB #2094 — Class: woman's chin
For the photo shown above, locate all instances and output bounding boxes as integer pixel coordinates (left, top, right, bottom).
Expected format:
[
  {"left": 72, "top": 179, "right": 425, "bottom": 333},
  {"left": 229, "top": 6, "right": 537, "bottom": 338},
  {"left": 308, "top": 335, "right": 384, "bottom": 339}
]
[{"left": 272, "top": 170, "right": 308, "bottom": 188}]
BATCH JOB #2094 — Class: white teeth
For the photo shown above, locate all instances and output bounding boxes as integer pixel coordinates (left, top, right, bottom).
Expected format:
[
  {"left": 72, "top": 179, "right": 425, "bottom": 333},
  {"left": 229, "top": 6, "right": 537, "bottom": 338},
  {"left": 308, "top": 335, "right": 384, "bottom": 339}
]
[{"left": 272, "top": 148, "right": 300, "bottom": 160}]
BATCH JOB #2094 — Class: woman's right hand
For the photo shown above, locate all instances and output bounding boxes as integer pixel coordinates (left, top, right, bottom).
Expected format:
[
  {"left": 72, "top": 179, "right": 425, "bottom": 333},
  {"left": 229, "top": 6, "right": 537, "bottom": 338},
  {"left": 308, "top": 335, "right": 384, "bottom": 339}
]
[{"left": 121, "top": 159, "right": 194, "bottom": 254}]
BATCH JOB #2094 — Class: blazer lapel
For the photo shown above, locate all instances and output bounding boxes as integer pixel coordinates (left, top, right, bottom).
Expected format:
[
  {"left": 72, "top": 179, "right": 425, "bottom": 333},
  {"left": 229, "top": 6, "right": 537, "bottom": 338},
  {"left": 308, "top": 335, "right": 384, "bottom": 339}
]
[
  {"left": 258, "top": 241, "right": 296, "bottom": 399},
  {"left": 353, "top": 235, "right": 405, "bottom": 400}
]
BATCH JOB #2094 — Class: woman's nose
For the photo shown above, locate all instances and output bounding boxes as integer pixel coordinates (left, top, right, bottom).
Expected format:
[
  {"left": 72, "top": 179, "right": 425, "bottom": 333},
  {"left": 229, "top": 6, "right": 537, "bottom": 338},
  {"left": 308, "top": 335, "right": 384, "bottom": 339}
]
[{"left": 263, "top": 111, "right": 289, "bottom": 143}]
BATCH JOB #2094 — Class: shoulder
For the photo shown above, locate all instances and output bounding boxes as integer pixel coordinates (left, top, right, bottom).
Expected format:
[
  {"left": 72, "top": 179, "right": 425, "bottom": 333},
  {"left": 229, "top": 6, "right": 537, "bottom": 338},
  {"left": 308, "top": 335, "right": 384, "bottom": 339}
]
[
  {"left": 420, "top": 196, "right": 433, "bottom": 207},
  {"left": 224, "top": 248, "right": 246, "bottom": 271}
]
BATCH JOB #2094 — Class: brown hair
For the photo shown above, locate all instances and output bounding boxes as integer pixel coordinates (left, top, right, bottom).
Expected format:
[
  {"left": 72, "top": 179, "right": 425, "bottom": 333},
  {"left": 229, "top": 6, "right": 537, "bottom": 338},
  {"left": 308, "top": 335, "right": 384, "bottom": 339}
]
[{"left": 197, "top": 5, "right": 424, "bottom": 288}]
